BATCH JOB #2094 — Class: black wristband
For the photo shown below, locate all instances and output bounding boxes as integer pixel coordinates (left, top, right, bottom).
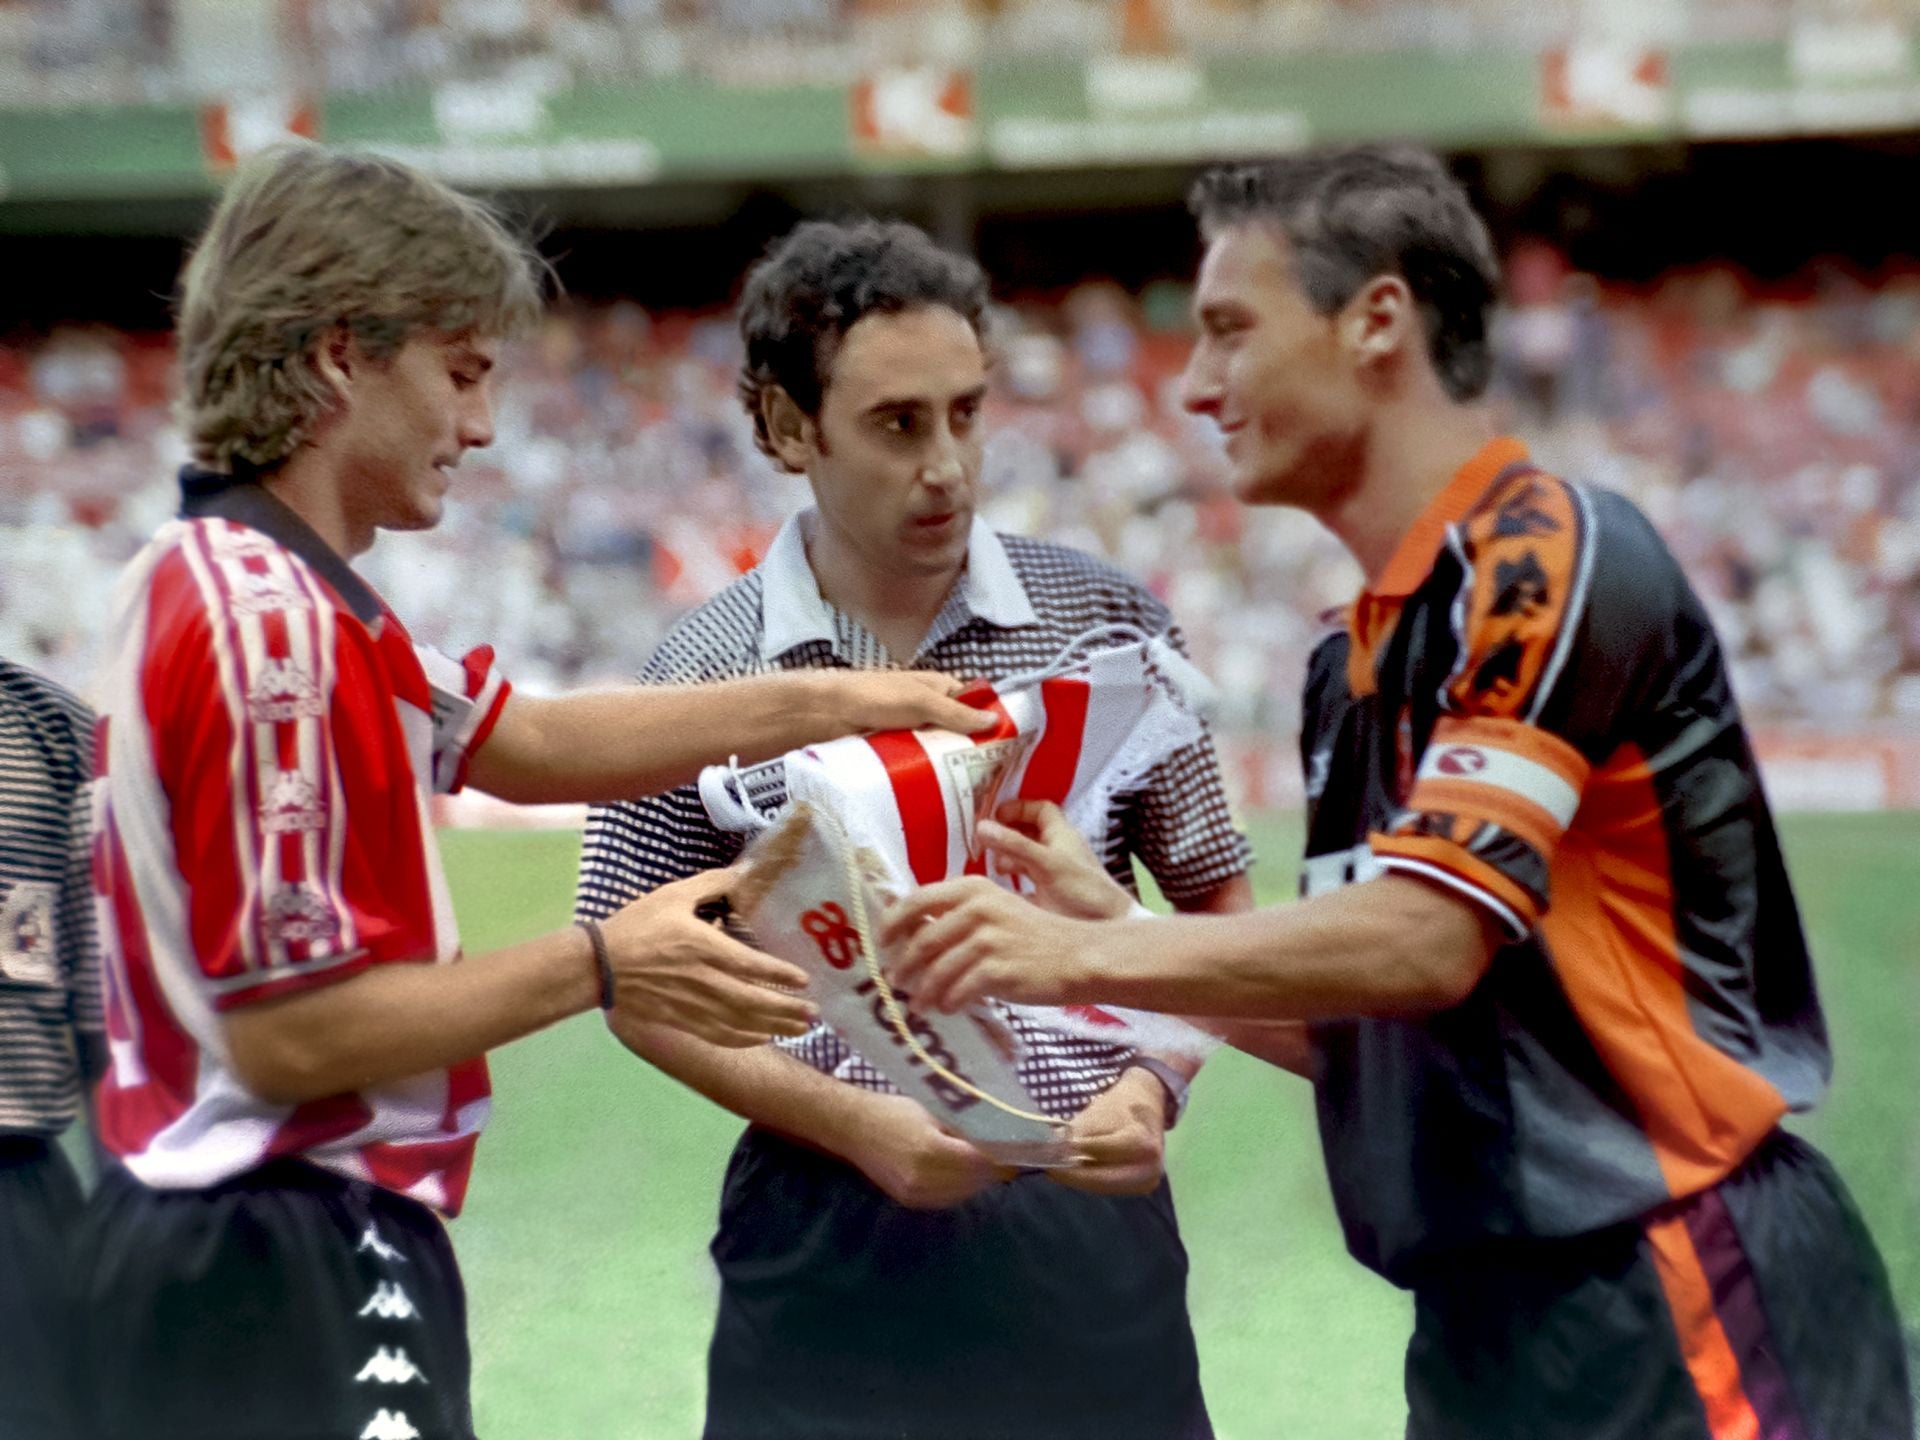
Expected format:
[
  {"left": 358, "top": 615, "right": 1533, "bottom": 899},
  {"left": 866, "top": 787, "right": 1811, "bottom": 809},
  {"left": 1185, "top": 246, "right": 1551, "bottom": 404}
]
[{"left": 576, "top": 919, "right": 614, "bottom": 1011}]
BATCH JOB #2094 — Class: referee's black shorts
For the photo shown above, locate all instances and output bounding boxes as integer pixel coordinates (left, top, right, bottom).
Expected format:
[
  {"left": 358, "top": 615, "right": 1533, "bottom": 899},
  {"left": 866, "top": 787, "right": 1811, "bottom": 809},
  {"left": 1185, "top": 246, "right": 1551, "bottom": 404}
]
[
  {"left": 1403, "top": 1129, "right": 1913, "bottom": 1440},
  {"left": 704, "top": 1125, "right": 1213, "bottom": 1440},
  {"left": 71, "top": 1158, "right": 476, "bottom": 1440},
  {"left": 0, "top": 1134, "right": 84, "bottom": 1440}
]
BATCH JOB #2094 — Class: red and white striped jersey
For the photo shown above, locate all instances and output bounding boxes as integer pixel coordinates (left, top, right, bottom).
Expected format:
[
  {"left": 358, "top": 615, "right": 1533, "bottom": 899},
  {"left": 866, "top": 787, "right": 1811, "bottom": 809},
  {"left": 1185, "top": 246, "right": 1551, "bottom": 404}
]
[{"left": 91, "top": 480, "right": 509, "bottom": 1216}]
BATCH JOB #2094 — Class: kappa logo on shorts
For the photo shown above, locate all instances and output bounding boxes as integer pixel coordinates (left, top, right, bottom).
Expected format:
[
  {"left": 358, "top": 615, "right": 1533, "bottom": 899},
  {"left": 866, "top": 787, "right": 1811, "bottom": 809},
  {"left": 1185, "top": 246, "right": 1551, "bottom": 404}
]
[
  {"left": 359, "top": 1410, "right": 421, "bottom": 1440},
  {"left": 357, "top": 1225, "right": 407, "bottom": 1265},
  {"left": 228, "top": 569, "right": 313, "bottom": 616},
  {"left": 264, "top": 885, "right": 339, "bottom": 947},
  {"left": 355, "top": 1347, "right": 427, "bottom": 1385},
  {"left": 247, "top": 658, "right": 323, "bottom": 723},
  {"left": 358, "top": 1282, "right": 418, "bottom": 1321},
  {"left": 1434, "top": 746, "right": 1490, "bottom": 777},
  {"left": 262, "top": 771, "right": 326, "bottom": 834}
]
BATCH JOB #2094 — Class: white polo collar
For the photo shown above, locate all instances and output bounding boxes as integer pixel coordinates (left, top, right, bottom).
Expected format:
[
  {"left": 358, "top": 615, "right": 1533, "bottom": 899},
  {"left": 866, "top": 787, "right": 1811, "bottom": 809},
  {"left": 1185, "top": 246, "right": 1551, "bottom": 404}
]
[{"left": 757, "top": 509, "right": 1040, "bottom": 663}]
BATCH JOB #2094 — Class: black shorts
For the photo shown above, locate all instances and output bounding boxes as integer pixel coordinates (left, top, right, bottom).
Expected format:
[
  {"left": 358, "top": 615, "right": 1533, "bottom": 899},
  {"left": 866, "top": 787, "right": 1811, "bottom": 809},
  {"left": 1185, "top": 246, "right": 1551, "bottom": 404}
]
[
  {"left": 704, "top": 1125, "right": 1212, "bottom": 1440},
  {"left": 0, "top": 1135, "right": 84, "bottom": 1440},
  {"left": 1404, "top": 1129, "right": 1913, "bottom": 1440},
  {"left": 71, "top": 1158, "right": 476, "bottom": 1440}
]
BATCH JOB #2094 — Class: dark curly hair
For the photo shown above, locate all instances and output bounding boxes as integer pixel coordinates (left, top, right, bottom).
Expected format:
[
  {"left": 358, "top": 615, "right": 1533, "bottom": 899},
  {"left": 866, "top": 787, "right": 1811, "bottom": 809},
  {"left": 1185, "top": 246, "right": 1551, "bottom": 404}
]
[
  {"left": 737, "top": 218, "right": 990, "bottom": 472},
  {"left": 1189, "top": 146, "right": 1501, "bottom": 402}
]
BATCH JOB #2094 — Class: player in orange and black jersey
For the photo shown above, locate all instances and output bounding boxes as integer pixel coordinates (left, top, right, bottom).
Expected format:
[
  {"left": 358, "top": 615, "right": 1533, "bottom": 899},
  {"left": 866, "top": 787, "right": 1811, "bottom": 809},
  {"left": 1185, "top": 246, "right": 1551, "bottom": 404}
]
[{"left": 883, "top": 146, "right": 1913, "bottom": 1440}]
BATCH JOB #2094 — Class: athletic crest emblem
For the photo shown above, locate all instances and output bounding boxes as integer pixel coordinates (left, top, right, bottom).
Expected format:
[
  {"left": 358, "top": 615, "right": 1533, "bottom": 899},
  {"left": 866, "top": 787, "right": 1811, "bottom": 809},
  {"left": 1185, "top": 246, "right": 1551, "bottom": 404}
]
[{"left": 0, "top": 881, "right": 59, "bottom": 986}]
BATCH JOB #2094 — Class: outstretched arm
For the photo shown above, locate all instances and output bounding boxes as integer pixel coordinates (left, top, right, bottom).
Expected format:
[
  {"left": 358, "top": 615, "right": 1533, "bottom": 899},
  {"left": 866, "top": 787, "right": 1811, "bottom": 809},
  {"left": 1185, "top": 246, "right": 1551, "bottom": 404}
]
[
  {"left": 226, "top": 870, "right": 815, "bottom": 1105},
  {"left": 470, "top": 670, "right": 993, "bottom": 805},
  {"left": 976, "top": 802, "right": 1312, "bottom": 1075},
  {"left": 882, "top": 870, "right": 1499, "bottom": 1023}
]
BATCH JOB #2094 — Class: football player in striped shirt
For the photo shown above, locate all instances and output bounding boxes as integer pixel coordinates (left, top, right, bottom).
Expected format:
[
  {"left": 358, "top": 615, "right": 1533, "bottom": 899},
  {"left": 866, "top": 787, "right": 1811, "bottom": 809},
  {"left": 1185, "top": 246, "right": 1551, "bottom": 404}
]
[
  {"left": 0, "top": 658, "right": 102, "bottom": 1440},
  {"left": 577, "top": 218, "right": 1253, "bottom": 1439},
  {"left": 74, "top": 145, "right": 989, "bottom": 1440},
  {"left": 887, "top": 146, "right": 1912, "bottom": 1440}
]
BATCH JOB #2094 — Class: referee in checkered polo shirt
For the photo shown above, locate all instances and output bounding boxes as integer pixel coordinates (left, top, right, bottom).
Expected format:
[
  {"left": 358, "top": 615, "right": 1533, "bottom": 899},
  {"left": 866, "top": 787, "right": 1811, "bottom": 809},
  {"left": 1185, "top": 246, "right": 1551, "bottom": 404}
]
[
  {"left": 1, "top": 657, "right": 104, "bottom": 1440},
  {"left": 576, "top": 219, "right": 1253, "bottom": 1440}
]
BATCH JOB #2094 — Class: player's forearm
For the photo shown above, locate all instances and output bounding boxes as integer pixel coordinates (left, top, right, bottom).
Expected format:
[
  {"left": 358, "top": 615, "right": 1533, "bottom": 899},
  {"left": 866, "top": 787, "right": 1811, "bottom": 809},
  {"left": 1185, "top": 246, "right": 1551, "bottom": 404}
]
[
  {"left": 608, "top": 1016, "right": 877, "bottom": 1159},
  {"left": 225, "top": 928, "right": 601, "bottom": 1105},
  {"left": 470, "top": 675, "right": 851, "bottom": 805},
  {"left": 1152, "top": 871, "right": 1256, "bottom": 1080},
  {"left": 1204, "top": 1020, "right": 1315, "bottom": 1077},
  {"left": 1083, "top": 875, "right": 1495, "bottom": 1021}
]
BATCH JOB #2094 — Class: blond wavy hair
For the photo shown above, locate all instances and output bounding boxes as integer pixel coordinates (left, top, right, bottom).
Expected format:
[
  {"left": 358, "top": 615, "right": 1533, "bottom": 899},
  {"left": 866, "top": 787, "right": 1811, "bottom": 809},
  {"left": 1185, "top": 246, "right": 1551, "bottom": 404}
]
[{"left": 177, "top": 144, "right": 547, "bottom": 472}]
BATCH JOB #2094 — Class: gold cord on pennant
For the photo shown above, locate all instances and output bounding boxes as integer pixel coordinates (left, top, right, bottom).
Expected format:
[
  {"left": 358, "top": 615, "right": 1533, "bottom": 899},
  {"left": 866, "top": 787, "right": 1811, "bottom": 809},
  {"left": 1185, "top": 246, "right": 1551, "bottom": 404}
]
[{"left": 823, "top": 808, "right": 1059, "bottom": 1130}]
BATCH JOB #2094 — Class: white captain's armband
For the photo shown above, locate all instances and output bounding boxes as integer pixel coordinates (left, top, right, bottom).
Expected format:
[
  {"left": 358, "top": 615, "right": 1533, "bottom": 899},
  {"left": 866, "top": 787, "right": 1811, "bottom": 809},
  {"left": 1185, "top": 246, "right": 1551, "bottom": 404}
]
[{"left": 1406, "top": 716, "right": 1590, "bottom": 858}]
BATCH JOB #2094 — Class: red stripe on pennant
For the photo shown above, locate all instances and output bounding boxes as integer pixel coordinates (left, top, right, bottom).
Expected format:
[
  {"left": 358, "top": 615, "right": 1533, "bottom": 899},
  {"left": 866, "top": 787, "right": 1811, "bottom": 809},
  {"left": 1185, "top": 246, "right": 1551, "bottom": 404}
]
[
  {"left": 967, "top": 690, "right": 1018, "bottom": 745},
  {"left": 867, "top": 730, "right": 950, "bottom": 885},
  {"left": 1019, "top": 678, "right": 1089, "bottom": 804}
]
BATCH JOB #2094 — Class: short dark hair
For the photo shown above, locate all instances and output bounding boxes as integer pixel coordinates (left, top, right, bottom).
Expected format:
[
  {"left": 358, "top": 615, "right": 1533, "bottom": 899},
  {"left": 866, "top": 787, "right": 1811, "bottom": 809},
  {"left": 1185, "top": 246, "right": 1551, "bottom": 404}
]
[
  {"left": 737, "top": 218, "right": 990, "bottom": 471},
  {"left": 1189, "top": 146, "right": 1501, "bottom": 402}
]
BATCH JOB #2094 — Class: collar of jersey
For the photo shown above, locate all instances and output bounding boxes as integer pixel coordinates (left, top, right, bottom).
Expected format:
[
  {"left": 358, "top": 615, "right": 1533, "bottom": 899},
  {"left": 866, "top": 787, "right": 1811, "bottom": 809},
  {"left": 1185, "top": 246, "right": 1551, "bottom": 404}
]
[
  {"left": 1368, "top": 435, "right": 1531, "bottom": 600},
  {"left": 176, "top": 467, "right": 386, "bottom": 628},
  {"left": 756, "top": 508, "right": 1041, "bottom": 663}
]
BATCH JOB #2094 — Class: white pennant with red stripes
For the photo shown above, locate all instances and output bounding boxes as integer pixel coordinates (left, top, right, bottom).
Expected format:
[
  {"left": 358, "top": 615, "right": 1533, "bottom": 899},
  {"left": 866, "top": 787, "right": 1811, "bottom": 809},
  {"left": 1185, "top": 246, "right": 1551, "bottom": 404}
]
[{"left": 701, "top": 638, "right": 1219, "bottom": 1153}]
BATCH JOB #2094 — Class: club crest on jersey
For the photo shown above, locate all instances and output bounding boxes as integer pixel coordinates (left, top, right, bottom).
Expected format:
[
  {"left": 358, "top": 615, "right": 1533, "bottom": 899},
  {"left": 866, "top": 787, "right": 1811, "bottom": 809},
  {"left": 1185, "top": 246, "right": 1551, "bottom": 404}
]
[
  {"left": 1434, "top": 746, "right": 1489, "bottom": 777},
  {"left": 247, "top": 658, "right": 322, "bottom": 723},
  {"left": 264, "top": 885, "right": 339, "bottom": 947},
  {"left": 0, "top": 881, "right": 59, "bottom": 986},
  {"left": 228, "top": 569, "right": 312, "bottom": 616},
  {"left": 262, "top": 771, "right": 326, "bottom": 833}
]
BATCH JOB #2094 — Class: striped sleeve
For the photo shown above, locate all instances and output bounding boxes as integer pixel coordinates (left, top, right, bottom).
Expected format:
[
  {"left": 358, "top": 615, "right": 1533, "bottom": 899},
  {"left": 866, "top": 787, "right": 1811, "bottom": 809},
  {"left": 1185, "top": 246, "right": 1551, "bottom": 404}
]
[
  {"left": 1372, "top": 472, "right": 1612, "bottom": 939},
  {"left": 150, "top": 530, "right": 417, "bottom": 1009},
  {"left": 414, "top": 642, "right": 512, "bottom": 795}
]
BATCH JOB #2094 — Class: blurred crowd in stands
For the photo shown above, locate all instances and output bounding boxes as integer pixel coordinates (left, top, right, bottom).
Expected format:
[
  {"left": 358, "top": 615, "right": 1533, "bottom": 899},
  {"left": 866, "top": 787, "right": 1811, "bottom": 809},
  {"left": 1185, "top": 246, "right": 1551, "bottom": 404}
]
[
  {"left": 6, "top": 0, "right": 1917, "bottom": 104},
  {"left": 3, "top": 253, "right": 1918, "bottom": 732}
]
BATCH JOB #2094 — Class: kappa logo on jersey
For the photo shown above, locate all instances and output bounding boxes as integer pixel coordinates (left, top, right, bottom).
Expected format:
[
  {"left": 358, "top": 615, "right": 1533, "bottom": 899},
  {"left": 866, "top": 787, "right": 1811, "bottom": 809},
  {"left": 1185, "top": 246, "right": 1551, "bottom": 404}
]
[
  {"left": 359, "top": 1410, "right": 421, "bottom": 1440},
  {"left": 264, "top": 884, "right": 340, "bottom": 946},
  {"left": 0, "top": 880, "right": 59, "bottom": 986},
  {"left": 211, "top": 529, "right": 280, "bottom": 558},
  {"left": 357, "top": 1225, "right": 407, "bottom": 1264},
  {"left": 355, "top": 1347, "right": 427, "bottom": 1385},
  {"left": 1435, "top": 746, "right": 1489, "bottom": 777},
  {"left": 358, "top": 1282, "right": 418, "bottom": 1321},
  {"left": 247, "top": 657, "right": 323, "bottom": 723},
  {"left": 262, "top": 771, "right": 326, "bottom": 833},
  {"left": 228, "top": 569, "right": 312, "bottom": 616},
  {"left": 1305, "top": 747, "right": 1334, "bottom": 801}
]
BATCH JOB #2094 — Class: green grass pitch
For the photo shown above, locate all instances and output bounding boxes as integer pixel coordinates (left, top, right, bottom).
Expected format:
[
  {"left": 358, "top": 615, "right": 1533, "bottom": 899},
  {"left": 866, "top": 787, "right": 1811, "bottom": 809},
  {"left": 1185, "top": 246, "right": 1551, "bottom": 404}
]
[{"left": 441, "top": 812, "right": 1920, "bottom": 1439}]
